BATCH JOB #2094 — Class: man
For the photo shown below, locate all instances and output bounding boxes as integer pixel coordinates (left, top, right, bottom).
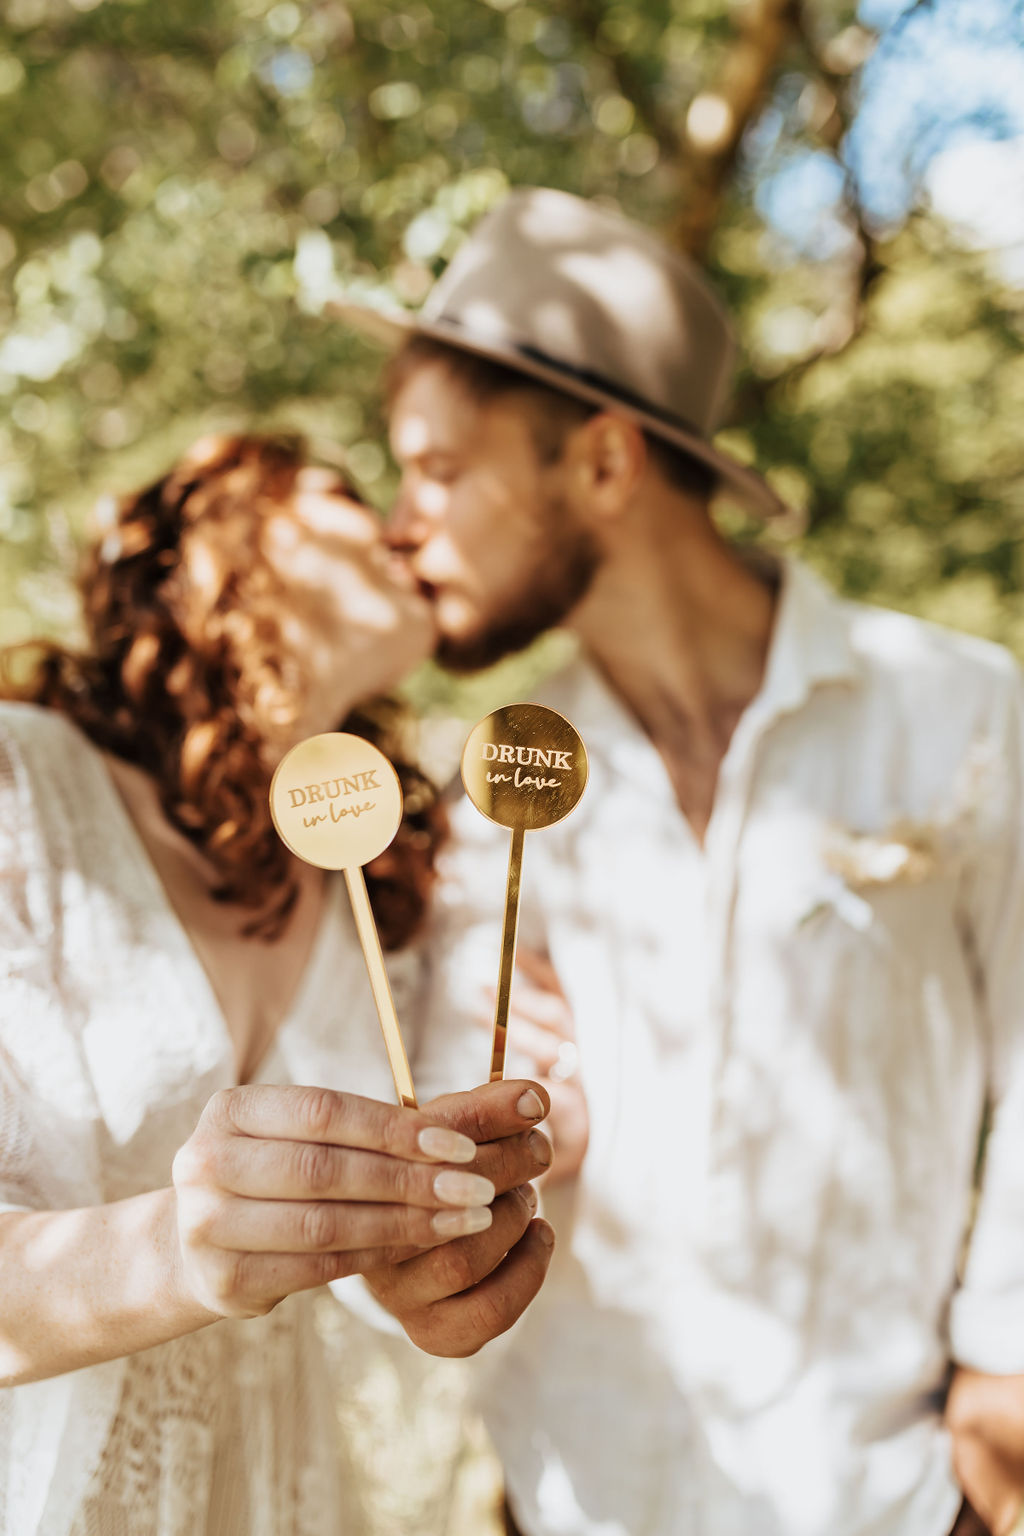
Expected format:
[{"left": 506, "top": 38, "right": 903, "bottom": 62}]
[{"left": 338, "top": 189, "right": 1024, "bottom": 1536}]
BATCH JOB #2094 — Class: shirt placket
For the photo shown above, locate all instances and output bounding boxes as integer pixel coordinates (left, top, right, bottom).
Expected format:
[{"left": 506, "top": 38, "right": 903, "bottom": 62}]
[{"left": 697, "top": 696, "right": 787, "bottom": 1260}]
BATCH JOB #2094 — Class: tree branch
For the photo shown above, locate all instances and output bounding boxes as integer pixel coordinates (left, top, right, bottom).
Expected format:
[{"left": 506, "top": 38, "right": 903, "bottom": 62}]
[
  {"left": 671, "top": 0, "right": 802, "bottom": 259},
  {"left": 792, "top": 2, "right": 884, "bottom": 321}
]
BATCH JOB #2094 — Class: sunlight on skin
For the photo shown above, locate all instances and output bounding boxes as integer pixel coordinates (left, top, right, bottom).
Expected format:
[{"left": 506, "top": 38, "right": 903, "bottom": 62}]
[
  {"left": 256, "top": 474, "right": 436, "bottom": 737},
  {"left": 387, "top": 367, "right": 575, "bottom": 664},
  {"left": 391, "top": 407, "right": 431, "bottom": 462},
  {"left": 0, "top": 1193, "right": 194, "bottom": 1387}
]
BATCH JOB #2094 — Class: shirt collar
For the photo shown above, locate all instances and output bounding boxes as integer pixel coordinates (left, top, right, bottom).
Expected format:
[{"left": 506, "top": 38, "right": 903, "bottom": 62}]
[
  {"left": 542, "top": 558, "right": 860, "bottom": 791},
  {"left": 755, "top": 556, "right": 859, "bottom": 720}
]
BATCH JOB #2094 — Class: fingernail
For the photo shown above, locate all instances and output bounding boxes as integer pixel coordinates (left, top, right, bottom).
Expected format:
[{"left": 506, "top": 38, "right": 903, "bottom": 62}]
[
  {"left": 528, "top": 1130, "right": 552, "bottom": 1167},
  {"left": 519, "top": 1183, "right": 539, "bottom": 1213},
  {"left": 516, "top": 1089, "right": 545, "bottom": 1121},
  {"left": 433, "top": 1170, "right": 496, "bottom": 1207},
  {"left": 535, "top": 1221, "right": 555, "bottom": 1248},
  {"left": 417, "top": 1126, "right": 477, "bottom": 1163},
  {"left": 432, "top": 1206, "right": 493, "bottom": 1238}
]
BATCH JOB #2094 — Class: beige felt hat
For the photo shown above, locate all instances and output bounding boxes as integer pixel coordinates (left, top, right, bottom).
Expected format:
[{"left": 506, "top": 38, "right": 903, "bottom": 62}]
[{"left": 329, "top": 186, "right": 784, "bottom": 517}]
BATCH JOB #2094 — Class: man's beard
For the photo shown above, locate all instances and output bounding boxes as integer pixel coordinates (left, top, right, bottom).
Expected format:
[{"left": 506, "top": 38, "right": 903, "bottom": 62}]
[{"left": 436, "top": 495, "right": 601, "bottom": 674}]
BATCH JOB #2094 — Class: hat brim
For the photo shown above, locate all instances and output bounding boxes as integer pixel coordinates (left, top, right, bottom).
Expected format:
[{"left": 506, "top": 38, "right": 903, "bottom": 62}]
[{"left": 327, "top": 297, "right": 787, "bottom": 519}]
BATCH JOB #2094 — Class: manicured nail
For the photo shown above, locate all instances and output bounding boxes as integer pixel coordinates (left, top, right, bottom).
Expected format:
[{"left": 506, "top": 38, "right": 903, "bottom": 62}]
[
  {"left": 528, "top": 1130, "right": 552, "bottom": 1167},
  {"left": 417, "top": 1126, "right": 477, "bottom": 1163},
  {"left": 535, "top": 1220, "right": 555, "bottom": 1247},
  {"left": 432, "top": 1206, "right": 493, "bottom": 1238},
  {"left": 433, "top": 1170, "right": 496, "bottom": 1207},
  {"left": 519, "top": 1182, "right": 539, "bottom": 1213},
  {"left": 516, "top": 1089, "right": 545, "bottom": 1121}
]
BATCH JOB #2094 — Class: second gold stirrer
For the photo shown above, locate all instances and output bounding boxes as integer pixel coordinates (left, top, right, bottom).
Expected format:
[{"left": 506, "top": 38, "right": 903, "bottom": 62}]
[{"left": 461, "top": 703, "right": 588, "bottom": 1082}]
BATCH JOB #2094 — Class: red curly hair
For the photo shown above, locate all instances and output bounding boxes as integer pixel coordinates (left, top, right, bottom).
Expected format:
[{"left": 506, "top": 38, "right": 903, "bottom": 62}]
[{"left": 3, "top": 434, "right": 445, "bottom": 948}]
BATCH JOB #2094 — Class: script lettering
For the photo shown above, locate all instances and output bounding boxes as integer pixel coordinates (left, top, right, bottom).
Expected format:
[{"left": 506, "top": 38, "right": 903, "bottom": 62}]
[
  {"left": 514, "top": 767, "right": 561, "bottom": 791},
  {"left": 484, "top": 768, "right": 562, "bottom": 792},
  {"left": 329, "top": 800, "right": 376, "bottom": 821}
]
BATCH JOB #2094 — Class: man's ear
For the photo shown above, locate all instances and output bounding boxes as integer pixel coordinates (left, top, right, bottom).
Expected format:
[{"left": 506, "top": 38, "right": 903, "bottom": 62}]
[{"left": 568, "top": 412, "right": 647, "bottom": 519}]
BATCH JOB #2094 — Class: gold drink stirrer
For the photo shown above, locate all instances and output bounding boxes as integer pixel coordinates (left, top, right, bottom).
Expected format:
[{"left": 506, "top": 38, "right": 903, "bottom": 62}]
[
  {"left": 269, "top": 732, "right": 417, "bottom": 1108},
  {"left": 461, "top": 703, "right": 588, "bottom": 1081}
]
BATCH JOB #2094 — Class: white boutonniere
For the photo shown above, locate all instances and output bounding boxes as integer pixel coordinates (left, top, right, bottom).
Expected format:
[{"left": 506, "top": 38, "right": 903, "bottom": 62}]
[
  {"left": 798, "top": 741, "right": 1002, "bottom": 931},
  {"left": 796, "top": 825, "right": 940, "bottom": 933},
  {"left": 823, "top": 821, "right": 941, "bottom": 890}
]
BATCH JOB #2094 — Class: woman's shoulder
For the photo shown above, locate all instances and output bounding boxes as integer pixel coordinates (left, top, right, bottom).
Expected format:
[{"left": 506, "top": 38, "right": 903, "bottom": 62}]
[
  {"left": 0, "top": 702, "right": 109, "bottom": 873},
  {"left": 0, "top": 700, "right": 101, "bottom": 792},
  {"left": 0, "top": 699, "right": 94, "bottom": 774},
  {"left": 0, "top": 701, "right": 109, "bottom": 792}
]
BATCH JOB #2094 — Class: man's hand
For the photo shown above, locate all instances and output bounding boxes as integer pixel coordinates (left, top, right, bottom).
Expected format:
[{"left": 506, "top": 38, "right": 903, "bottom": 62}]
[
  {"left": 947, "top": 1366, "right": 1024, "bottom": 1536},
  {"left": 171, "top": 1083, "right": 517, "bottom": 1320},
  {"left": 949, "top": 1499, "right": 993, "bottom": 1535},
  {"left": 501, "top": 948, "right": 588, "bottom": 1185},
  {"left": 365, "top": 1078, "right": 556, "bottom": 1356}
]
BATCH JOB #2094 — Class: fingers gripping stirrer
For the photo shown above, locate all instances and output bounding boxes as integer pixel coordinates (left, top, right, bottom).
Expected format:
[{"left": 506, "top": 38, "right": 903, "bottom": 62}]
[
  {"left": 269, "top": 732, "right": 418, "bottom": 1108},
  {"left": 461, "top": 704, "right": 588, "bottom": 1082}
]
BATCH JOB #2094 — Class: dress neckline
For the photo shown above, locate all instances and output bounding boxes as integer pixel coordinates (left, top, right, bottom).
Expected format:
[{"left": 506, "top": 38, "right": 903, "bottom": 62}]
[{"left": 88, "top": 740, "right": 340, "bottom": 1086}]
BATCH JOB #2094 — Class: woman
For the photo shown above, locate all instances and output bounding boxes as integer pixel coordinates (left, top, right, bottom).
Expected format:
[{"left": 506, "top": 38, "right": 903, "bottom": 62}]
[{"left": 0, "top": 434, "right": 552, "bottom": 1535}]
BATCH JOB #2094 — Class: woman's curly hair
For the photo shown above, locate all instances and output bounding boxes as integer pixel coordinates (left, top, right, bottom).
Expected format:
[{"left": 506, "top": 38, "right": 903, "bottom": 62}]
[{"left": 4, "top": 433, "right": 445, "bottom": 948}]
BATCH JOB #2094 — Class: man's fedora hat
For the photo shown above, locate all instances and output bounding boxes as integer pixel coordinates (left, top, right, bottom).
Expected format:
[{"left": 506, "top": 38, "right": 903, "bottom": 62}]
[{"left": 329, "top": 186, "right": 784, "bottom": 517}]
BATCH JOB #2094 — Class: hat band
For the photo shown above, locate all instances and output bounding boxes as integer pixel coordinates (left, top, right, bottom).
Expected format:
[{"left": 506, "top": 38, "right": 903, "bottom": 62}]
[{"left": 433, "top": 314, "right": 709, "bottom": 450}]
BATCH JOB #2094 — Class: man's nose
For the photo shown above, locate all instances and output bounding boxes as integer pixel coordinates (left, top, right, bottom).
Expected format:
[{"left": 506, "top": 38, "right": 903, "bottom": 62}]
[{"left": 384, "top": 487, "right": 428, "bottom": 552}]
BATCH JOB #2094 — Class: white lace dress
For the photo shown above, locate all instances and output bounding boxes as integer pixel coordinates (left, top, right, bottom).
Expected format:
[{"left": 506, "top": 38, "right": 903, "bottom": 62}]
[{"left": 0, "top": 700, "right": 454, "bottom": 1536}]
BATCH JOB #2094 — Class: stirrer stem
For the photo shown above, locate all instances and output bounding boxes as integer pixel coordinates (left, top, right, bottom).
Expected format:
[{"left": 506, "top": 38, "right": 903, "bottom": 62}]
[
  {"left": 490, "top": 825, "right": 525, "bottom": 1082},
  {"left": 344, "top": 866, "right": 418, "bottom": 1108}
]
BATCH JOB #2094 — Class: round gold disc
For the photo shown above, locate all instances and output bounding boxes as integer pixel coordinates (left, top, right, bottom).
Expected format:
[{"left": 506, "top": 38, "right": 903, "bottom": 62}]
[
  {"left": 461, "top": 703, "right": 588, "bottom": 831},
  {"left": 270, "top": 733, "right": 403, "bottom": 869}
]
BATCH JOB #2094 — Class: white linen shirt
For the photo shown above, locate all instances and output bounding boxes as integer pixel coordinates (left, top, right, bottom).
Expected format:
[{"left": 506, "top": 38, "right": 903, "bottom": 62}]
[{"left": 414, "top": 560, "right": 1024, "bottom": 1536}]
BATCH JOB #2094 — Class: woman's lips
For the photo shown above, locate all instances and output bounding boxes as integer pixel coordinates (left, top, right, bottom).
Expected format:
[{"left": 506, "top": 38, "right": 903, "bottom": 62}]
[{"left": 379, "top": 550, "right": 419, "bottom": 592}]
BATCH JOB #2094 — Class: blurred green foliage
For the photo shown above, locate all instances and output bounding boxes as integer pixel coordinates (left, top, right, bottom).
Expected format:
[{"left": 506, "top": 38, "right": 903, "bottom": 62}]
[{"left": 1, "top": 0, "right": 1022, "bottom": 709}]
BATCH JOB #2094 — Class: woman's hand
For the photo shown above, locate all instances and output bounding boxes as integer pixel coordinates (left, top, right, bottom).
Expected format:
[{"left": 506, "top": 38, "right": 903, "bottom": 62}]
[
  {"left": 498, "top": 948, "right": 589, "bottom": 1186},
  {"left": 0, "top": 1080, "right": 552, "bottom": 1386},
  {"left": 171, "top": 1081, "right": 548, "bottom": 1321}
]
